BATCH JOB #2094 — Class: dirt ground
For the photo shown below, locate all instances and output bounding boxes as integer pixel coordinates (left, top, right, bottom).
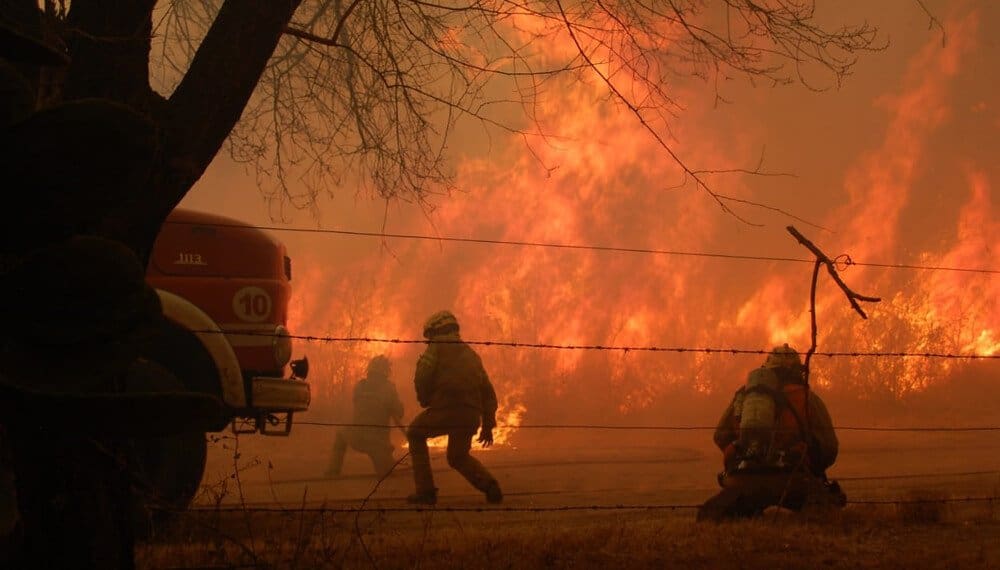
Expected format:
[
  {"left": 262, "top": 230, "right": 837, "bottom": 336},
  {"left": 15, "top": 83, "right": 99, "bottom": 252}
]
[
  {"left": 195, "top": 426, "right": 1000, "bottom": 509},
  {"left": 135, "top": 427, "right": 1000, "bottom": 568}
]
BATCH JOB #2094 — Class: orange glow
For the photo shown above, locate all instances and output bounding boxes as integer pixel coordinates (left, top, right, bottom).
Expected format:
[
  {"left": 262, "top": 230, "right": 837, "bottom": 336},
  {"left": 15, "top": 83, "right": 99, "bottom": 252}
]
[{"left": 178, "top": 5, "right": 1000, "bottom": 442}]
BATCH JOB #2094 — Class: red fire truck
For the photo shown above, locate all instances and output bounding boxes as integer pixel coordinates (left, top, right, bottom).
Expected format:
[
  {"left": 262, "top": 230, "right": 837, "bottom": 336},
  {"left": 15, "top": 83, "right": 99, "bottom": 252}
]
[{"left": 140, "top": 208, "right": 310, "bottom": 510}]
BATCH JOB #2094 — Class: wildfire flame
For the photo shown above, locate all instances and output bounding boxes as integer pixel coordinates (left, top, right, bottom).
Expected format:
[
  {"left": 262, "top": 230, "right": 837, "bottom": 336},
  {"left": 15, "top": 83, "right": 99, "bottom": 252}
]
[{"left": 194, "top": 6, "right": 997, "bottom": 444}]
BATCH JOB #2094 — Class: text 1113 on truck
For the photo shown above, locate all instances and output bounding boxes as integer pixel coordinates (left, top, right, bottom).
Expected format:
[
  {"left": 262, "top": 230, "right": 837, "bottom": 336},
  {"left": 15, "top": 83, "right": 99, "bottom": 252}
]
[{"left": 141, "top": 208, "right": 311, "bottom": 510}]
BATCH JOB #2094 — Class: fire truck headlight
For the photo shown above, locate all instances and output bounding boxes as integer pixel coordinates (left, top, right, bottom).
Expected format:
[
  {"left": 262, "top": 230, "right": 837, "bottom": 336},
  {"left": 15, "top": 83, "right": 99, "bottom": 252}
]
[{"left": 272, "top": 325, "right": 292, "bottom": 369}]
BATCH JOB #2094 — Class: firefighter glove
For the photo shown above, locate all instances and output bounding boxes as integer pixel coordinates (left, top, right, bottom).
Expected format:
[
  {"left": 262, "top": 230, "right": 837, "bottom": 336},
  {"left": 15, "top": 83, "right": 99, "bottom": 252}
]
[{"left": 477, "top": 427, "right": 494, "bottom": 448}]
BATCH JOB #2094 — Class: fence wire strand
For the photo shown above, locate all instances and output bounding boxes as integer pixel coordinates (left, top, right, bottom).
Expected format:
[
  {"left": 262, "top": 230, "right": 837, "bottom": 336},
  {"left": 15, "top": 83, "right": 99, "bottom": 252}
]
[
  {"left": 193, "top": 329, "right": 1000, "bottom": 359},
  {"left": 184, "top": 495, "right": 1000, "bottom": 514},
  {"left": 164, "top": 220, "right": 1000, "bottom": 275},
  {"left": 294, "top": 420, "right": 1000, "bottom": 432}
]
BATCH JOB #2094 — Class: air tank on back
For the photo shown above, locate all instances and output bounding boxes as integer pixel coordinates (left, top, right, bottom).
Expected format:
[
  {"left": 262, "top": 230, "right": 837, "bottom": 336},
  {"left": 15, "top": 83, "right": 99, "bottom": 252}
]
[{"left": 736, "top": 366, "right": 781, "bottom": 462}]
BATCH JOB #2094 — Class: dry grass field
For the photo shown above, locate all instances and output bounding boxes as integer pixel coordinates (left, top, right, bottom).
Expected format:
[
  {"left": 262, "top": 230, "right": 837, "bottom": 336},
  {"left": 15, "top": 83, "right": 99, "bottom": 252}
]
[
  {"left": 135, "top": 428, "right": 1000, "bottom": 568},
  {"left": 138, "top": 506, "right": 1000, "bottom": 569}
]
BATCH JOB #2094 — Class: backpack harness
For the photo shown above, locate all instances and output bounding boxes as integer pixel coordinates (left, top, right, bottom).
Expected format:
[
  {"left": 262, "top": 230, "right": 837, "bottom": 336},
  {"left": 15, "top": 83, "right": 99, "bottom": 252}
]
[{"left": 730, "top": 381, "right": 813, "bottom": 474}]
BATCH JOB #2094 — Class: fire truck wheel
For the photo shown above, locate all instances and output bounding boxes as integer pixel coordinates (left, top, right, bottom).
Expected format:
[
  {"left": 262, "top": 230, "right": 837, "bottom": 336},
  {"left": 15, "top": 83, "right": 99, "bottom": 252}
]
[{"left": 125, "top": 358, "right": 209, "bottom": 536}]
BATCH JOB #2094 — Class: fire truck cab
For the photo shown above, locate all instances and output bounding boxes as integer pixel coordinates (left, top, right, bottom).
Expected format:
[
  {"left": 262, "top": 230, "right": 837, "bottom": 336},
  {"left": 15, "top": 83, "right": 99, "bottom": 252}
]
[{"left": 139, "top": 208, "right": 310, "bottom": 510}]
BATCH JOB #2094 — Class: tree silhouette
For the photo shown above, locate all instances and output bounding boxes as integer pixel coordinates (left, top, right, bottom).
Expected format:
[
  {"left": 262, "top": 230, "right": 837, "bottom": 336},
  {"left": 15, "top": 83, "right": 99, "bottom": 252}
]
[{"left": 25, "top": 0, "right": 883, "bottom": 260}]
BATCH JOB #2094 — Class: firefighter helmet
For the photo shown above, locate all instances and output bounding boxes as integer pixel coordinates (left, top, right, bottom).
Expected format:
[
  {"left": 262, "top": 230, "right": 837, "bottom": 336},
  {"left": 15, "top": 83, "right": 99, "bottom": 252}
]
[
  {"left": 764, "top": 343, "right": 801, "bottom": 369},
  {"left": 367, "top": 355, "right": 391, "bottom": 378},
  {"left": 423, "top": 310, "right": 459, "bottom": 338}
]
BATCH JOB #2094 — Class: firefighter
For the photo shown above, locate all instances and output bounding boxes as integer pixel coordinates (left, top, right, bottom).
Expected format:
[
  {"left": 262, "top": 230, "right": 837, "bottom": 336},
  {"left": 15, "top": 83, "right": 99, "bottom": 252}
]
[
  {"left": 697, "top": 343, "right": 846, "bottom": 521},
  {"left": 326, "top": 355, "right": 404, "bottom": 478},
  {"left": 405, "top": 311, "right": 502, "bottom": 505}
]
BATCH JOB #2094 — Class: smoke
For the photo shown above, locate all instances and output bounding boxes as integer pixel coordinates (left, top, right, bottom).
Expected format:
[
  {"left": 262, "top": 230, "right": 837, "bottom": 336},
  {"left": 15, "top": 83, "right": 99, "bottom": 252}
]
[{"left": 181, "top": 2, "right": 999, "bottom": 445}]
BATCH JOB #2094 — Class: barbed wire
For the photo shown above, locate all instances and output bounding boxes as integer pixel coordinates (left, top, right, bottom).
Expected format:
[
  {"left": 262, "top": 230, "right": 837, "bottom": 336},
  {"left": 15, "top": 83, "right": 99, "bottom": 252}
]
[
  {"left": 184, "top": 495, "right": 999, "bottom": 514},
  {"left": 295, "top": 420, "right": 1000, "bottom": 432},
  {"left": 164, "top": 220, "right": 1000, "bottom": 275},
  {"left": 258, "top": 469, "right": 1000, "bottom": 489},
  {"left": 846, "top": 496, "right": 1000, "bottom": 505},
  {"left": 838, "top": 470, "right": 1000, "bottom": 482},
  {"left": 196, "top": 329, "right": 1000, "bottom": 359}
]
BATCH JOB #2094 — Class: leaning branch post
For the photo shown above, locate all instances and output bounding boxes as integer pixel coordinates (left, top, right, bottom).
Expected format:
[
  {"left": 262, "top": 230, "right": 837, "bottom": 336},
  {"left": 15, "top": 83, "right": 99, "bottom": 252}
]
[{"left": 786, "top": 226, "right": 882, "bottom": 383}]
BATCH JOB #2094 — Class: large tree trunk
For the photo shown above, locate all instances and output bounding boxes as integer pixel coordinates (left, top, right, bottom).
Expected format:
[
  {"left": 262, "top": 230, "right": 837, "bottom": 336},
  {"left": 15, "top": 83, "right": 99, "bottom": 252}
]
[
  {"left": 54, "top": 0, "right": 303, "bottom": 264},
  {"left": 63, "top": 0, "right": 158, "bottom": 110},
  {"left": 0, "top": 3, "right": 305, "bottom": 567},
  {"left": 135, "top": 0, "right": 302, "bottom": 263}
]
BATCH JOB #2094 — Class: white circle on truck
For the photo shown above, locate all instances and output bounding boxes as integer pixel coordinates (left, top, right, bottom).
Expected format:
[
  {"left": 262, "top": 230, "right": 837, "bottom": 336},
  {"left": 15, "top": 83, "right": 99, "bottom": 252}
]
[{"left": 233, "top": 286, "right": 272, "bottom": 322}]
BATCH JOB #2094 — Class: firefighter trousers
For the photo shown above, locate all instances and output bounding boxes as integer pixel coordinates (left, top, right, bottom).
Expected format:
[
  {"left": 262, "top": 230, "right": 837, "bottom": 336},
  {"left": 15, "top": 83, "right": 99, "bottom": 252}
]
[
  {"left": 406, "top": 407, "right": 497, "bottom": 495},
  {"left": 327, "top": 430, "right": 395, "bottom": 478},
  {"left": 697, "top": 470, "right": 846, "bottom": 521}
]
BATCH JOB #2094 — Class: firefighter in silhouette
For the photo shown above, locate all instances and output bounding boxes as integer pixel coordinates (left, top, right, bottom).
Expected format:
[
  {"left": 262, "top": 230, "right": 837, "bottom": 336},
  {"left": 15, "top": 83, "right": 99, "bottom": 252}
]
[
  {"left": 405, "top": 311, "right": 502, "bottom": 505},
  {"left": 697, "top": 344, "right": 845, "bottom": 521},
  {"left": 326, "top": 355, "right": 404, "bottom": 478}
]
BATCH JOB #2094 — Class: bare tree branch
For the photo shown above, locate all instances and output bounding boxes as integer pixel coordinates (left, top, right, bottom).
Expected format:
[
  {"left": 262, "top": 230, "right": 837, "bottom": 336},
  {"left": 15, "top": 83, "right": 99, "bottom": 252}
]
[
  {"left": 915, "top": 0, "right": 947, "bottom": 47},
  {"left": 25, "top": 0, "right": 891, "bottom": 256},
  {"left": 149, "top": 0, "right": 886, "bottom": 224},
  {"left": 787, "top": 225, "right": 881, "bottom": 319},
  {"left": 787, "top": 225, "right": 881, "bottom": 383}
]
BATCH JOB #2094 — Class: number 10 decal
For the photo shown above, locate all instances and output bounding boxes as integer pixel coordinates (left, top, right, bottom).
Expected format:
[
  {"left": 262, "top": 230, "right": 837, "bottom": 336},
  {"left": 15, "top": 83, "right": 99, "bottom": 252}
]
[{"left": 233, "top": 286, "right": 272, "bottom": 322}]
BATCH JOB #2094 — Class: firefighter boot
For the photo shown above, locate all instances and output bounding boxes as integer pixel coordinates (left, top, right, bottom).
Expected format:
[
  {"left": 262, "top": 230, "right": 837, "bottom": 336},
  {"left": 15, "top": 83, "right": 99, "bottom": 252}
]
[{"left": 484, "top": 481, "right": 503, "bottom": 504}]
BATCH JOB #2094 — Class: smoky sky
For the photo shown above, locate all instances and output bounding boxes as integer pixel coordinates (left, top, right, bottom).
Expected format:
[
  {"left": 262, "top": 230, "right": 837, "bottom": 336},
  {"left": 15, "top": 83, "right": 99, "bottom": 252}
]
[{"left": 176, "top": 0, "right": 998, "bottom": 431}]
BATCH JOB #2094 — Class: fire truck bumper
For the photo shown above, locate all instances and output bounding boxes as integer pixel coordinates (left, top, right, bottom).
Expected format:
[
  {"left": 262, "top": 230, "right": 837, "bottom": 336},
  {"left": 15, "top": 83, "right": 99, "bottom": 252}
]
[{"left": 249, "top": 377, "right": 311, "bottom": 412}]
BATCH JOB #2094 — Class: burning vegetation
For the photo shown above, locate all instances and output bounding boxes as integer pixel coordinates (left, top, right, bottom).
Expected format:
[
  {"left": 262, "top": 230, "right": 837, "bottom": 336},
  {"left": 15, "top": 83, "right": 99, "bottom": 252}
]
[{"left": 274, "top": 7, "right": 997, "bottom": 448}]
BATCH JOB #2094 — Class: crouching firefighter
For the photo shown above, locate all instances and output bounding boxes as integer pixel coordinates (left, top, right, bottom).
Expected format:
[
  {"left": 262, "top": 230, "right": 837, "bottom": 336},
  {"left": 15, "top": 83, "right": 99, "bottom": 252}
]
[
  {"left": 326, "top": 355, "right": 404, "bottom": 479},
  {"left": 697, "top": 344, "right": 847, "bottom": 521}
]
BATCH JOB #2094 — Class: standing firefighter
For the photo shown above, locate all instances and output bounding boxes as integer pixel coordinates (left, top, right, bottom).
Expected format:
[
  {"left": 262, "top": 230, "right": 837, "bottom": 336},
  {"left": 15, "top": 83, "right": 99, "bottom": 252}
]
[
  {"left": 697, "top": 343, "right": 846, "bottom": 521},
  {"left": 405, "top": 311, "right": 502, "bottom": 505},
  {"left": 326, "top": 355, "right": 404, "bottom": 478}
]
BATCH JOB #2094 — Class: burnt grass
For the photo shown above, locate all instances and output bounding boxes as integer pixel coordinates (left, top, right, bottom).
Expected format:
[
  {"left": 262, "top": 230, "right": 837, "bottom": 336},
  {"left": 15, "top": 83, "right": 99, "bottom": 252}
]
[{"left": 137, "top": 502, "right": 1000, "bottom": 569}]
